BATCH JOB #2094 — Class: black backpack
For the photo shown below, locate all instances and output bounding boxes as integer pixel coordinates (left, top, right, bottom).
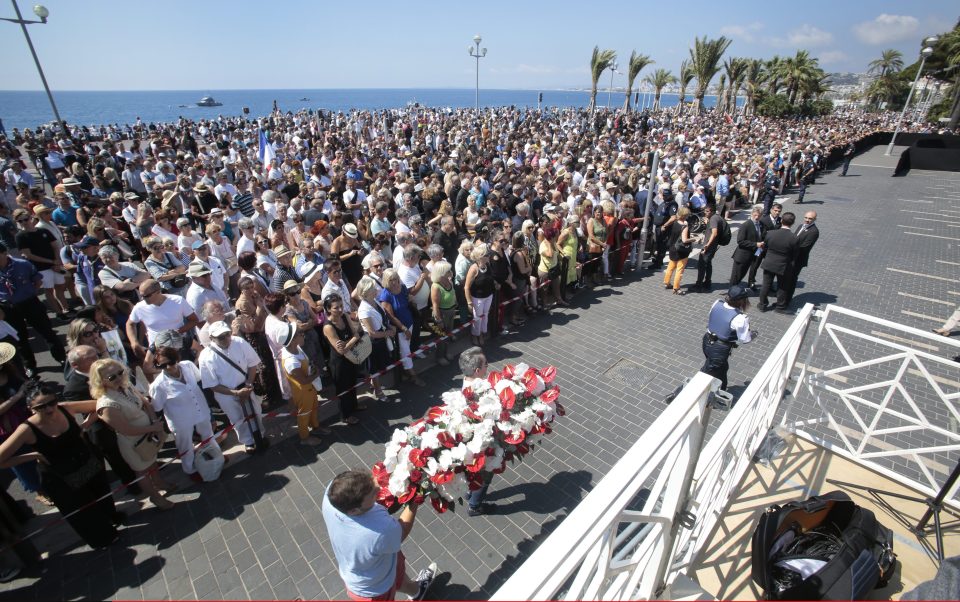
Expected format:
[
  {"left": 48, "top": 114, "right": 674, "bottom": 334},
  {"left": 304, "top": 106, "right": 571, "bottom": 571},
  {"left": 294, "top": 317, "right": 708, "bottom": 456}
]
[
  {"left": 717, "top": 216, "right": 732, "bottom": 245},
  {"left": 752, "top": 491, "right": 896, "bottom": 600}
]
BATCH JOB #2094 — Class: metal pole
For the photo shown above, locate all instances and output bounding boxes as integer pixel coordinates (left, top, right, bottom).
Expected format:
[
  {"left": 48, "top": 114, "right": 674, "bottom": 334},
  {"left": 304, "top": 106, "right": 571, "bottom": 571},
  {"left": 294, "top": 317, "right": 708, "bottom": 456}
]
[
  {"left": 10, "top": 0, "right": 64, "bottom": 131},
  {"left": 885, "top": 53, "right": 927, "bottom": 156},
  {"left": 475, "top": 51, "right": 479, "bottom": 111},
  {"left": 636, "top": 151, "right": 659, "bottom": 269},
  {"left": 607, "top": 69, "right": 613, "bottom": 109}
]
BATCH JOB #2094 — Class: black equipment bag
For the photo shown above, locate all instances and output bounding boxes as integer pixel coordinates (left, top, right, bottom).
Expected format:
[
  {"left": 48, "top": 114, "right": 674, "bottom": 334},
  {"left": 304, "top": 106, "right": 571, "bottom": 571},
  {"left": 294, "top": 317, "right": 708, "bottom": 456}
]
[{"left": 751, "top": 491, "right": 896, "bottom": 600}]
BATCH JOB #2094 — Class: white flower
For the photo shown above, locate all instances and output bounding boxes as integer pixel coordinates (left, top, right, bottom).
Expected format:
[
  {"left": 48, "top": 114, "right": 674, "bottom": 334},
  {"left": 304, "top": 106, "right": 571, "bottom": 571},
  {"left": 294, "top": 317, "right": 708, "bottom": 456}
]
[
  {"left": 514, "top": 362, "right": 530, "bottom": 375},
  {"left": 438, "top": 474, "right": 468, "bottom": 501},
  {"left": 514, "top": 408, "right": 538, "bottom": 432},
  {"left": 450, "top": 442, "right": 472, "bottom": 466},
  {"left": 390, "top": 429, "right": 408, "bottom": 445},
  {"left": 437, "top": 449, "right": 454, "bottom": 471},
  {"left": 419, "top": 428, "right": 441, "bottom": 451},
  {"left": 424, "top": 457, "right": 439, "bottom": 476}
]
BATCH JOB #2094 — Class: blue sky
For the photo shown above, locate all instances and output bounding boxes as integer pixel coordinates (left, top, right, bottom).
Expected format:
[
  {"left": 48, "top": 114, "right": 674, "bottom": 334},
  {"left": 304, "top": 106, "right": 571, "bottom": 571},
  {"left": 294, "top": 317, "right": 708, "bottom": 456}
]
[{"left": 0, "top": 0, "right": 956, "bottom": 91}]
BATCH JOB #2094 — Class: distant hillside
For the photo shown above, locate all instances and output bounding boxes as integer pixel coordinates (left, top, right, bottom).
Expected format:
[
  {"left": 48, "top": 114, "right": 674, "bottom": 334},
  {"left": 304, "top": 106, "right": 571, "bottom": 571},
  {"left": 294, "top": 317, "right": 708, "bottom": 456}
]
[{"left": 826, "top": 72, "right": 865, "bottom": 86}]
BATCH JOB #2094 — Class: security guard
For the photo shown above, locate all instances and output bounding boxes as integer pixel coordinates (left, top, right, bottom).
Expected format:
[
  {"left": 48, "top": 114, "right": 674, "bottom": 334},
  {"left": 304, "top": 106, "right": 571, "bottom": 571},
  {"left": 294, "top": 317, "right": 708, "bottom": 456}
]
[{"left": 701, "top": 285, "right": 755, "bottom": 390}]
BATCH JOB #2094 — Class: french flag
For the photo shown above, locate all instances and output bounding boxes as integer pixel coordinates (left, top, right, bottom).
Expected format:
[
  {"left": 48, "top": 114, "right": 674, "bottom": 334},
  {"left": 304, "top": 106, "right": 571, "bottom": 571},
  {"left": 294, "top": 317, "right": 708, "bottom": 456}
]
[{"left": 259, "top": 128, "right": 276, "bottom": 171}]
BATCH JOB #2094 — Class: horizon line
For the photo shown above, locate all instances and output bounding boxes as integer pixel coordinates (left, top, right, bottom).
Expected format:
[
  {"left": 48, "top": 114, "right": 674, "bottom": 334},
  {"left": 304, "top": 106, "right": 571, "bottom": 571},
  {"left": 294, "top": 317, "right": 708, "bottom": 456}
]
[{"left": 0, "top": 86, "right": 599, "bottom": 93}]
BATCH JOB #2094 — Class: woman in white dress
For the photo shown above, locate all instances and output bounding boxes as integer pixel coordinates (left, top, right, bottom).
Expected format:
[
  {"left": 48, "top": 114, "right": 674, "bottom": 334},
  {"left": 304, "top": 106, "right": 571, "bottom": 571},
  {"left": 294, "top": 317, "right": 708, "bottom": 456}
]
[{"left": 149, "top": 346, "right": 221, "bottom": 482}]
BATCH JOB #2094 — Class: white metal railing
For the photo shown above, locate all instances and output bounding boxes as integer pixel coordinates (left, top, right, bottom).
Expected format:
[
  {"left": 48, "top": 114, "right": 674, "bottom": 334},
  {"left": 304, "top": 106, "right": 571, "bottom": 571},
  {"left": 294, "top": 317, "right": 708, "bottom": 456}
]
[
  {"left": 787, "top": 304, "right": 960, "bottom": 507},
  {"left": 492, "top": 304, "right": 816, "bottom": 600},
  {"left": 668, "top": 303, "right": 815, "bottom": 576}
]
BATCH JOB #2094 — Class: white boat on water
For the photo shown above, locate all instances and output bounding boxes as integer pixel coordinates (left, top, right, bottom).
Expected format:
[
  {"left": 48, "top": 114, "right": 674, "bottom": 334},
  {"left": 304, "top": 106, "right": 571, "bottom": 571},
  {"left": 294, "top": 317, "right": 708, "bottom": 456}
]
[{"left": 197, "top": 96, "right": 222, "bottom": 107}]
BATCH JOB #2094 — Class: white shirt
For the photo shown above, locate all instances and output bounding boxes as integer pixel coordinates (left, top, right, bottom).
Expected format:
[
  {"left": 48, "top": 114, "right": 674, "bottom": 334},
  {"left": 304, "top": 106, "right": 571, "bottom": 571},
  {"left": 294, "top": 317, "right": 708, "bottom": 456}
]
[
  {"left": 281, "top": 346, "right": 322, "bottom": 390},
  {"left": 237, "top": 234, "right": 256, "bottom": 257},
  {"left": 177, "top": 232, "right": 202, "bottom": 254},
  {"left": 128, "top": 295, "right": 195, "bottom": 345},
  {"left": 321, "top": 278, "right": 353, "bottom": 312},
  {"left": 185, "top": 282, "right": 228, "bottom": 316},
  {"left": 150, "top": 361, "right": 210, "bottom": 429},
  {"left": 195, "top": 255, "right": 228, "bottom": 292},
  {"left": 198, "top": 337, "right": 261, "bottom": 406},
  {"left": 357, "top": 299, "right": 384, "bottom": 333},
  {"left": 398, "top": 263, "right": 428, "bottom": 309}
]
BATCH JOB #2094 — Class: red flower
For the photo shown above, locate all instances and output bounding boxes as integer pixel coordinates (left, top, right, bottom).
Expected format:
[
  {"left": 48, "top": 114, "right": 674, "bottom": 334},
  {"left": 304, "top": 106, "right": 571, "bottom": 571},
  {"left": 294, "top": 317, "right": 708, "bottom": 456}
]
[
  {"left": 499, "top": 386, "right": 516, "bottom": 410},
  {"left": 427, "top": 406, "right": 445, "bottom": 423},
  {"left": 556, "top": 402, "right": 566, "bottom": 416},
  {"left": 500, "top": 410, "right": 511, "bottom": 422},
  {"left": 430, "top": 470, "right": 453, "bottom": 484},
  {"left": 502, "top": 364, "right": 515, "bottom": 379},
  {"left": 372, "top": 462, "right": 390, "bottom": 487},
  {"left": 484, "top": 447, "right": 495, "bottom": 457},
  {"left": 377, "top": 486, "right": 396, "bottom": 508},
  {"left": 463, "top": 408, "right": 481, "bottom": 421},
  {"left": 465, "top": 454, "right": 486, "bottom": 473},
  {"left": 408, "top": 448, "right": 428, "bottom": 468},
  {"left": 409, "top": 469, "right": 422, "bottom": 484},
  {"left": 540, "top": 365, "right": 557, "bottom": 383},
  {"left": 516, "top": 442, "right": 530, "bottom": 455},
  {"left": 543, "top": 423, "right": 553, "bottom": 434},
  {"left": 431, "top": 495, "right": 449, "bottom": 513},
  {"left": 503, "top": 430, "right": 526, "bottom": 445},
  {"left": 462, "top": 388, "right": 476, "bottom": 401},
  {"left": 413, "top": 494, "right": 425, "bottom": 506},
  {"left": 522, "top": 368, "right": 539, "bottom": 393},
  {"left": 487, "top": 370, "right": 502, "bottom": 387},
  {"left": 540, "top": 386, "right": 560, "bottom": 403},
  {"left": 398, "top": 485, "right": 417, "bottom": 504},
  {"left": 437, "top": 432, "right": 456, "bottom": 449}
]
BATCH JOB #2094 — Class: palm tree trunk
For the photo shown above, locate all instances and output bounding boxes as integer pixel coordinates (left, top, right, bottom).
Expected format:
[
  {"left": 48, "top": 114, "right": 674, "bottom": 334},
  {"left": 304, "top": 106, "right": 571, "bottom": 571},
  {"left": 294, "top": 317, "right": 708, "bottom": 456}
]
[{"left": 623, "top": 85, "right": 633, "bottom": 112}]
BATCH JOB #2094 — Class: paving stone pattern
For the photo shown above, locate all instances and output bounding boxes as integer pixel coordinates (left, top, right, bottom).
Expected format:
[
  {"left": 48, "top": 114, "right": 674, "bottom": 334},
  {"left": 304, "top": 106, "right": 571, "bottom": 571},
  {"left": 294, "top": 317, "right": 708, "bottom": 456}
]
[{"left": 2, "top": 146, "right": 958, "bottom": 600}]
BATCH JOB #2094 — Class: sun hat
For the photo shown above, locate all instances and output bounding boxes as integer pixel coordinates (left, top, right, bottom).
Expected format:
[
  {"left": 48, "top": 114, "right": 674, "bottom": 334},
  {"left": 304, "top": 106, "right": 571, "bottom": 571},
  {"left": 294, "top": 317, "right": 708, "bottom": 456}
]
[
  {"left": 342, "top": 223, "right": 358, "bottom": 238},
  {"left": 208, "top": 321, "right": 231, "bottom": 338},
  {"left": 282, "top": 279, "right": 303, "bottom": 294},
  {"left": 188, "top": 262, "right": 212, "bottom": 278},
  {"left": 0, "top": 342, "right": 16, "bottom": 365}
]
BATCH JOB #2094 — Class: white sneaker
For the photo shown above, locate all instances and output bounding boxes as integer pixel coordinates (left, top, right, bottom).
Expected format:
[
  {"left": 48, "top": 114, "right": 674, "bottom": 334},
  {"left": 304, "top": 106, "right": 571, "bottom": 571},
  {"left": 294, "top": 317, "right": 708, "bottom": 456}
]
[{"left": 411, "top": 562, "right": 437, "bottom": 600}]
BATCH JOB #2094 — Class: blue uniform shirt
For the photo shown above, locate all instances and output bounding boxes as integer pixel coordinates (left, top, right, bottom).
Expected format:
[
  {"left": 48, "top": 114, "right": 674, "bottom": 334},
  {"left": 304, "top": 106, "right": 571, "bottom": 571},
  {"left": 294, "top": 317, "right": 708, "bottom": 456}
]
[{"left": 0, "top": 256, "right": 40, "bottom": 304}]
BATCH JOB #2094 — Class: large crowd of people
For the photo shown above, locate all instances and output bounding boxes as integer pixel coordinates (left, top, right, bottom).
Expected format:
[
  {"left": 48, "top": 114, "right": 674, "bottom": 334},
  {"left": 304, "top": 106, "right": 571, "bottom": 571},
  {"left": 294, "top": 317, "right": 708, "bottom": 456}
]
[{"left": 0, "top": 102, "right": 930, "bottom": 569}]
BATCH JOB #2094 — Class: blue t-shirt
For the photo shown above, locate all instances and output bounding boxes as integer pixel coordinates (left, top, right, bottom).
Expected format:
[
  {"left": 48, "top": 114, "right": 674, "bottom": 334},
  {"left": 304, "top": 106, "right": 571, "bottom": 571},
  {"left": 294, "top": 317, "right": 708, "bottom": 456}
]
[
  {"left": 377, "top": 285, "right": 413, "bottom": 328},
  {"left": 321, "top": 485, "right": 401, "bottom": 597},
  {"left": 52, "top": 205, "right": 79, "bottom": 227},
  {"left": 0, "top": 256, "right": 40, "bottom": 304}
]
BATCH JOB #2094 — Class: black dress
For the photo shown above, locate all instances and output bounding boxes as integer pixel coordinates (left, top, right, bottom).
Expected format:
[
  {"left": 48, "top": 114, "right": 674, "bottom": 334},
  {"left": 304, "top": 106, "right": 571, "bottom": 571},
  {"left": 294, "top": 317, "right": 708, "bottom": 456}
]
[
  {"left": 327, "top": 318, "right": 359, "bottom": 418},
  {"left": 339, "top": 245, "right": 364, "bottom": 291},
  {"left": 27, "top": 407, "right": 117, "bottom": 548}
]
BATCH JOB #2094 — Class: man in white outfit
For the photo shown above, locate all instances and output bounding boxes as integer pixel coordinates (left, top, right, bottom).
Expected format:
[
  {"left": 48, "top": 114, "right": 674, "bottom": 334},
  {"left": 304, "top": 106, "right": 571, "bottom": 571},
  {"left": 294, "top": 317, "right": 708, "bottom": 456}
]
[{"left": 198, "top": 321, "right": 266, "bottom": 453}]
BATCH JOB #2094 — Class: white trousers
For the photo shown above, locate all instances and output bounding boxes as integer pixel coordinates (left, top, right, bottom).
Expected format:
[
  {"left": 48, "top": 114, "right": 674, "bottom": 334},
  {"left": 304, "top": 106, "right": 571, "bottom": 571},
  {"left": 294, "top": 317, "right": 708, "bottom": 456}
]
[
  {"left": 471, "top": 295, "right": 493, "bottom": 336},
  {"left": 216, "top": 395, "right": 265, "bottom": 447},
  {"left": 168, "top": 418, "right": 217, "bottom": 474},
  {"left": 398, "top": 330, "right": 413, "bottom": 370}
]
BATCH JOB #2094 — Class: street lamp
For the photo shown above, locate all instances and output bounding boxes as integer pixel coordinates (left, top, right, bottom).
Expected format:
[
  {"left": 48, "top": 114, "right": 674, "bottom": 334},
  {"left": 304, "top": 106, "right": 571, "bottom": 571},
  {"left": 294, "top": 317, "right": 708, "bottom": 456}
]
[
  {"left": 1, "top": 2, "right": 64, "bottom": 131},
  {"left": 606, "top": 62, "right": 620, "bottom": 110},
  {"left": 885, "top": 35, "right": 939, "bottom": 155},
  {"left": 468, "top": 34, "right": 487, "bottom": 111}
]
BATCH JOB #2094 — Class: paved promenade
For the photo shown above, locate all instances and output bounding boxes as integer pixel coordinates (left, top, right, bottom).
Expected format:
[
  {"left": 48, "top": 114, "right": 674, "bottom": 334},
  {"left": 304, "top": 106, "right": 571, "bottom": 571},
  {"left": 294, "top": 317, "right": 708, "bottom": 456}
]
[{"left": 1, "top": 145, "right": 957, "bottom": 600}]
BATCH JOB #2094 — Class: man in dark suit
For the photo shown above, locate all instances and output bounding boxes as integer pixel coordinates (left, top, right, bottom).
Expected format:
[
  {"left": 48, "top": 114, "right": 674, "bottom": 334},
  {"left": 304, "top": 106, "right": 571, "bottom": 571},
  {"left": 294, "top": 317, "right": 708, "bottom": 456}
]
[
  {"left": 64, "top": 345, "right": 140, "bottom": 494},
  {"left": 730, "top": 207, "right": 766, "bottom": 288},
  {"left": 759, "top": 202, "right": 782, "bottom": 232},
  {"left": 758, "top": 212, "right": 798, "bottom": 313},
  {"left": 786, "top": 210, "right": 820, "bottom": 303}
]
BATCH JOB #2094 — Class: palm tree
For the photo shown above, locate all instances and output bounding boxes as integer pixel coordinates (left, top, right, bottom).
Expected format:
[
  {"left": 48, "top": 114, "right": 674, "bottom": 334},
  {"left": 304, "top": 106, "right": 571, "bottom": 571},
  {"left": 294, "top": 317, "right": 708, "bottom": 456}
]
[
  {"left": 765, "top": 55, "right": 784, "bottom": 94},
  {"left": 623, "top": 50, "right": 654, "bottom": 111},
  {"left": 800, "top": 72, "right": 830, "bottom": 103},
  {"left": 676, "top": 60, "right": 695, "bottom": 114},
  {"left": 867, "top": 49, "right": 904, "bottom": 78},
  {"left": 589, "top": 46, "right": 618, "bottom": 115},
  {"left": 689, "top": 35, "right": 732, "bottom": 112},
  {"left": 780, "top": 50, "right": 820, "bottom": 104},
  {"left": 715, "top": 74, "right": 727, "bottom": 112},
  {"left": 645, "top": 68, "right": 676, "bottom": 111},
  {"left": 743, "top": 59, "right": 765, "bottom": 115},
  {"left": 723, "top": 57, "right": 749, "bottom": 114}
]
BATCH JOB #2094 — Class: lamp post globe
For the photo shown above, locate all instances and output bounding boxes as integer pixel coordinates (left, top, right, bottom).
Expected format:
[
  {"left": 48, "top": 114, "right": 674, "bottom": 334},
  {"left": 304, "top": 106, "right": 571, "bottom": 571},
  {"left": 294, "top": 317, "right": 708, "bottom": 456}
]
[{"left": 33, "top": 4, "right": 48, "bottom": 19}]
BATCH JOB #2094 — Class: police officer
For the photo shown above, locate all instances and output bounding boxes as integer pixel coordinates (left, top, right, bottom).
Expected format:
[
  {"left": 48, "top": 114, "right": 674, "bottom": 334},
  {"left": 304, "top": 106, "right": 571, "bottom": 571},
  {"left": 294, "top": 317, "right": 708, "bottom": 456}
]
[{"left": 701, "top": 285, "right": 755, "bottom": 390}]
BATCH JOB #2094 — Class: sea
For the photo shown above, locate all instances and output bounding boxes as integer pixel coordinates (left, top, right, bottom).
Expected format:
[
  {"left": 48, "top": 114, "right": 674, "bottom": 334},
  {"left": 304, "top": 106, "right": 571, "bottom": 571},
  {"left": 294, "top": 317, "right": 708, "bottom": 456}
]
[{"left": 0, "top": 88, "right": 724, "bottom": 132}]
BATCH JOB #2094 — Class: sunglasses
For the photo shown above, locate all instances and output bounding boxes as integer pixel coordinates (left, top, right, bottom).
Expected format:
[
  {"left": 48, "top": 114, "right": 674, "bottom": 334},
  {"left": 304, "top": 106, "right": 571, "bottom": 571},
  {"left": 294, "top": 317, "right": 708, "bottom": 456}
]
[
  {"left": 105, "top": 371, "right": 125, "bottom": 382},
  {"left": 154, "top": 362, "right": 173, "bottom": 370},
  {"left": 81, "top": 329, "right": 97, "bottom": 337},
  {"left": 30, "top": 400, "right": 57, "bottom": 412}
]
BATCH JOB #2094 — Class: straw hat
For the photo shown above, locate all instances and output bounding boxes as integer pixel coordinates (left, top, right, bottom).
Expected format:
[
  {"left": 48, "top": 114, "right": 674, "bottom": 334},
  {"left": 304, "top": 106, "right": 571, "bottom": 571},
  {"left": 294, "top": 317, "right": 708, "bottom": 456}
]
[{"left": 0, "top": 342, "right": 16, "bottom": 365}]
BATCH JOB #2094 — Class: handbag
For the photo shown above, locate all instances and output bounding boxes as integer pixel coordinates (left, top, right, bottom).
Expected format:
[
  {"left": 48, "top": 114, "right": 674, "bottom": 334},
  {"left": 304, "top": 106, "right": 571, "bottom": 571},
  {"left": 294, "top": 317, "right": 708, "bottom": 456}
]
[
  {"left": 345, "top": 330, "right": 372, "bottom": 365},
  {"left": 671, "top": 239, "right": 693, "bottom": 259},
  {"left": 132, "top": 429, "right": 165, "bottom": 463}
]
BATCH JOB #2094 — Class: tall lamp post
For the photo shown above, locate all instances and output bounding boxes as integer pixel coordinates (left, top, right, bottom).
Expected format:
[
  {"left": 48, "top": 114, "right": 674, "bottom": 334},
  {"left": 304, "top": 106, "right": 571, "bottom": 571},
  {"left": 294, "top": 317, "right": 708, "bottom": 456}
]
[
  {"left": 885, "top": 35, "right": 939, "bottom": 156},
  {"left": 1, "top": 2, "right": 65, "bottom": 131},
  {"left": 606, "top": 62, "right": 620, "bottom": 109},
  {"left": 468, "top": 34, "right": 487, "bottom": 111}
]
